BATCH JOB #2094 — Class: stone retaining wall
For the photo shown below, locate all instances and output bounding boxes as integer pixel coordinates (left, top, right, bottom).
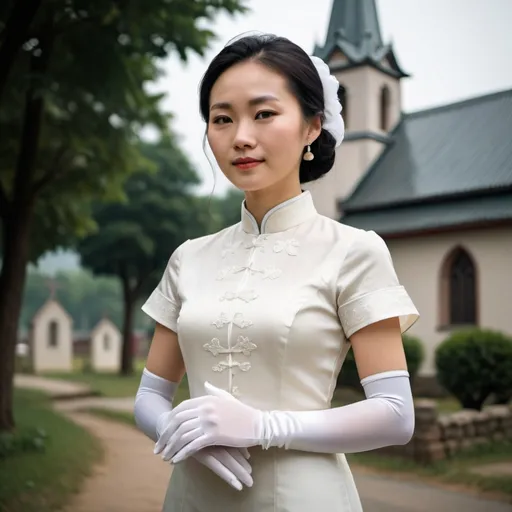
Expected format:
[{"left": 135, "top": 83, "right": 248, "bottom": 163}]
[{"left": 375, "top": 400, "right": 512, "bottom": 464}]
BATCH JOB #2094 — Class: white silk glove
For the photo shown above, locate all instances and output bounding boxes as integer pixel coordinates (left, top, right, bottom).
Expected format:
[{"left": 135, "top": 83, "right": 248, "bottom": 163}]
[
  {"left": 156, "top": 370, "right": 414, "bottom": 464},
  {"left": 154, "top": 381, "right": 264, "bottom": 464},
  {"left": 134, "top": 369, "right": 253, "bottom": 490}
]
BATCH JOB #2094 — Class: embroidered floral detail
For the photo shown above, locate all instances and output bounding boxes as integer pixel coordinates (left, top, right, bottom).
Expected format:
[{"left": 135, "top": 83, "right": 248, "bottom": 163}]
[
  {"left": 219, "top": 290, "right": 258, "bottom": 303},
  {"left": 244, "top": 237, "right": 267, "bottom": 252},
  {"left": 211, "top": 313, "right": 230, "bottom": 329},
  {"left": 231, "top": 386, "right": 240, "bottom": 397},
  {"left": 203, "top": 335, "right": 257, "bottom": 357},
  {"left": 221, "top": 247, "right": 236, "bottom": 259},
  {"left": 232, "top": 312, "right": 253, "bottom": 329},
  {"left": 261, "top": 266, "right": 283, "bottom": 280},
  {"left": 211, "top": 312, "right": 253, "bottom": 330},
  {"left": 273, "top": 239, "right": 300, "bottom": 256},
  {"left": 216, "top": 265, "right": 262, "bottom": 280},
  {"left": 233, "top": 335, "right": 257, "bottom": 356},
  {"left": 216, "top": 266, "right": 238, "bottom": 280},
  {"left": 337, "top": 286, "right": 417, "bottom": 338},
  {"left": 203, "top": 338, "right": 224, "bottom": 356},
  {"left": 212, "top": 360, "right": 252, "bottom": 372},
  {"left": 204, "top": 335, "right": 257, "bottom": 374}
]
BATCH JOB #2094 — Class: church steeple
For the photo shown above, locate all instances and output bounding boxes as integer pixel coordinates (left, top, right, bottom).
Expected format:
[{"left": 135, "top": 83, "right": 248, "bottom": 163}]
[
  {"left": 306, "top": 0, "right": 410, "bottom": 221},
  {"left": 314, "top": 0, "right": 408, "bottom": 78}
]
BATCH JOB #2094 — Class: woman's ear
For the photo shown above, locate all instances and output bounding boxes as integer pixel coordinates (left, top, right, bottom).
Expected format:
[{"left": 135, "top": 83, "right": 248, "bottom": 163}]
[{"left": 307, "top": 115, "right": 322, "bottom": 144}]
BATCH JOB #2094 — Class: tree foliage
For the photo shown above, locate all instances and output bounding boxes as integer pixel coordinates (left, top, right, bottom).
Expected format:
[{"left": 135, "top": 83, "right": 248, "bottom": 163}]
[
  {"left": 77, "top": 137, "right": 215, "bottom": 374},
  {"left": 0, "top": 0, "right": 247, "bottom": 431}
]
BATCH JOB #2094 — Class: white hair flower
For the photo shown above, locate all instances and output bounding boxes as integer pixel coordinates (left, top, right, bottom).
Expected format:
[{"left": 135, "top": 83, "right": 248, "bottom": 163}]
[{"left": 310, "top": 56, "right": 345, "bottom": 148}]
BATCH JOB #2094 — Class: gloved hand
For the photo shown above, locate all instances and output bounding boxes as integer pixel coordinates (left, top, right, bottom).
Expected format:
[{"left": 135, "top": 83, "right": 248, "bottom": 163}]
[
  {"left": 154, "top": 370, "right": 415, "bottom": 463},
  {"left": 154, "top": 382, "right": 264, "bottom": 464},
  {"left": 191, "top": 446, "right": 253, "bottom": 491},
  {"left": 134, "top": 368, "right": 253, "bottom": 490}
]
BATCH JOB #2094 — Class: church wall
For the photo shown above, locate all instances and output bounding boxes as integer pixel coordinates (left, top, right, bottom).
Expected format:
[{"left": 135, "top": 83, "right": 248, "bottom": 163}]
[
  {"left": 31, "top": 301, "right": 73, "bottom": 372},
  {"left": 307, "top": 63, "right": 402, "bottom": 220},
  {"left": 366, "top": 66, "right": 403, "bottom": 133},
  {"left": 91, "top": 319, "right": 122, "bottom": 372},
  {"left": 307, "top": 138, "right": 384, "bottom": 219},
  {"left": 386, "top": 225, "right": 512, "bottom": 376}
]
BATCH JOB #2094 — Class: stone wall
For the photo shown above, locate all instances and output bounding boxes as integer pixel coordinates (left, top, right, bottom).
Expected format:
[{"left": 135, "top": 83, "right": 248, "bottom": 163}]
[{"left": 376, "top": 400, "right": 512, "bottom": 464}]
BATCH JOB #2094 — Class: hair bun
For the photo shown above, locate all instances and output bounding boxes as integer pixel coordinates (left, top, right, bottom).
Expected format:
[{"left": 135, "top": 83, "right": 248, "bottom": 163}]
[{"left": 299, "top": 128, "right": 336, "bottom": 184}]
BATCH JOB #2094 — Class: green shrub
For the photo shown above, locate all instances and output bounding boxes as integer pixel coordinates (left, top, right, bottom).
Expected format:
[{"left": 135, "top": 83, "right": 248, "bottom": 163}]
[
  {"left": 337, "top": 333, "right": 425, "bottom": 391},
  {"left": 0, "top": 427, "right": 47, "bottom": 459},
  {"left": 435, "top": 328, "right": 512, "bottom": 410}
]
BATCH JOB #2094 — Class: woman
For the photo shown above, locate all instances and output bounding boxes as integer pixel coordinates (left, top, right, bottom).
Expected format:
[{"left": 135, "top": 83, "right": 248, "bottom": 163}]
[{"left": 134, "top": 33, "right": 419, "bottom": 511}]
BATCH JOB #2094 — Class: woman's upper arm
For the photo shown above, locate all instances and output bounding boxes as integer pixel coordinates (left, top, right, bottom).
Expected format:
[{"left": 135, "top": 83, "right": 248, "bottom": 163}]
[
  {"left": 140, "top": 241, "right": 188, "bottom": 382},
  {"left": 350, "top": 317, "right": 407, "bottom": 380},
  {"left": 336, "top": 230, "right": 419, "bottom": 379},
  {"left": 145, "top": 323, "right": 186, "bottom": 383}
]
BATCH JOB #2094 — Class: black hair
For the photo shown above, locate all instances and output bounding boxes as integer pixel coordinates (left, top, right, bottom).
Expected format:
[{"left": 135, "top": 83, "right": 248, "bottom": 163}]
[{"left": 199, "top": 33, "right": 337, "bottom": 184}]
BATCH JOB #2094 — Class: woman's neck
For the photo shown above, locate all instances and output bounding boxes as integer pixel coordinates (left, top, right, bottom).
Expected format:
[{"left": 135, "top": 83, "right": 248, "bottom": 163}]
[{"left": 244, "top": 182, "right": 303, "bottom": 227}]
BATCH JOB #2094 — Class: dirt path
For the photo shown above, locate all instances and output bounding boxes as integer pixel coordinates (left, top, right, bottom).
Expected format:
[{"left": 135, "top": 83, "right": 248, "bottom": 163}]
[
  {"left": 60, "top": 411, "right": 171, "bottom": 512},
  {"left": 14, "top": 375, "right": 512, "bottom": 511},
  {"left": 58, "top": 410, "right": 512, "bottom": 512}
]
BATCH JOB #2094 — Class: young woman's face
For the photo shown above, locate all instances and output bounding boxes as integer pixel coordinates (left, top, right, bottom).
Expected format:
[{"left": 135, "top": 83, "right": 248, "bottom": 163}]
[{"left": 207, "top": 60, "right": 320, "bottom": 193}]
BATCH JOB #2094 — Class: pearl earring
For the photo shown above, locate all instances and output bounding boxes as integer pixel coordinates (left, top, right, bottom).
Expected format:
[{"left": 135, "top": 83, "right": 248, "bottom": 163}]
[{"left": 303, "top": 144, "right": 314, "bottom": 161}]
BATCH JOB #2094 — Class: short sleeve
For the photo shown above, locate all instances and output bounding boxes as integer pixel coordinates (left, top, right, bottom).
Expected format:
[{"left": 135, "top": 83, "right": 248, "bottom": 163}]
[
  {"left": 337, "top": 230, "right": 419, "bottom": 339},
  {"left": 141, "top": 242, "right": 187, "bottom": 333}
]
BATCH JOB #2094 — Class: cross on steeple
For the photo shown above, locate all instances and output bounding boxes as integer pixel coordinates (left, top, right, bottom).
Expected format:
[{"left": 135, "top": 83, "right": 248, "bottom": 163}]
[{"left": 45, "top": 278, "right": 62, "bottom": 299}]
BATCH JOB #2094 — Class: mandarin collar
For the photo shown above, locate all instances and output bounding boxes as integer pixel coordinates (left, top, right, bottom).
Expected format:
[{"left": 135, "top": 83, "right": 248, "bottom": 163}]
[{"left": 241, "top": 191, "right": 317, "bottom": 235}]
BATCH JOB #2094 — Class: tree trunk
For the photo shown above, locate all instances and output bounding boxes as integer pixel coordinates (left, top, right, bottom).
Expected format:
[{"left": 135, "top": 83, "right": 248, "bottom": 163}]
[
  {"left": 120, "top": 278, "right": 135, "bottom": 376},
  {"left": 0, "top": 0, "right": 43, "bottom": 103},
  {"left": 0, "top": 213, "right": 34, "bottom": 431},
  {"left": 0, "top": 39, "right": 48, "bottom": 432}
]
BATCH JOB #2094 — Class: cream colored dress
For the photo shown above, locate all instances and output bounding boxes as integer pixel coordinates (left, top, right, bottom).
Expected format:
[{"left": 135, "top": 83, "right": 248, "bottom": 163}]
[{"left": 141, "top": 191, "right": 419, "bottom": 512}]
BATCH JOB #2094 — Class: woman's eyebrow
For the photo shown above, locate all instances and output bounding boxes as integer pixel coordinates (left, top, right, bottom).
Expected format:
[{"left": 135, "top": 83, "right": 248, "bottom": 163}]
[{"left": 210, "top": 95, "right": 280, "bottom": 111}]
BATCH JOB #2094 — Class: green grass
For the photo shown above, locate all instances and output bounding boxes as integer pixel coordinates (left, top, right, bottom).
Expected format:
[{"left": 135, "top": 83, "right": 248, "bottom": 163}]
[
  {"left": 46, "top": 369, "right": 143, "bottom": 398},
  {"left": 87, "top": 387, "right": 512, "bottom": 501},
  {"left": 85, "top": 379, "right": 191, "bottom": 426},
  {"left": 45, "top": 361, "right": 194, "bottom": 401},
  {"left": 0, "top": 389, "right": 102, "bottom": 512},
  {"left": 349, "top": 441, "right": 512, "bottom": 500},
  {"left": 86, "top": 408, "right": 136, "bottom": 426},
  {"left": 44, "top": 358, "right": 147, "bottom": 398}
]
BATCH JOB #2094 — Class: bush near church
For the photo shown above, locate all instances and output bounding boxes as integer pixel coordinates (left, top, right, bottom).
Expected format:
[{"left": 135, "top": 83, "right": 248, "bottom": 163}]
[
  {"left": 435, "top": 328, "right": 512, "bottom": 411},
  {"left": 337, "top": 334, "right": 424, "bottom": 392}
]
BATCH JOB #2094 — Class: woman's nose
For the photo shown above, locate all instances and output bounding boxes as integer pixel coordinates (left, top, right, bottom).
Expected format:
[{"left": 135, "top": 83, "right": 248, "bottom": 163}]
[{"left": 233, "top": 121, "right": 256, "bottom": 149}]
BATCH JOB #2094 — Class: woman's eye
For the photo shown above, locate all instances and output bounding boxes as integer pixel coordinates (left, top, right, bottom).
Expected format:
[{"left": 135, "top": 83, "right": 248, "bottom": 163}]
[
  {"left": 212, "top": 116, "right": 231, "bottom": 125},
  {"left": 255, "top": 111, "right": 275, "bottom": 120}
]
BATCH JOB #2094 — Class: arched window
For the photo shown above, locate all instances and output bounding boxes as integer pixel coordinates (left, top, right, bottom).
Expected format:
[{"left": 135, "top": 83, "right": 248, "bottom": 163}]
[
  {"left": 337, "top": 84, "right": 348, "bottom": 129},
  {"left": 380, "top": 85, "right": 390, "bottom": 131},
  {"left": 440, "top": 247, "right": 477, "bottom": 326},
  {"left": 48, "top": 320, "right": 59, "bottom": 347},
  {"left": 104, "top": 333, "right": 110, "bottom": 351}
]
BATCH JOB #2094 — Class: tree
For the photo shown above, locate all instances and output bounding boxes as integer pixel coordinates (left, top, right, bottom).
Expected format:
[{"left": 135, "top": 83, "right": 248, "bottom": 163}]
[
  {"left": 78, "top": 137, "right": 214, "bottom": 375},
  {"left": 0, "top": 0, "right": 247, "bottom": 431},
  {"left": 211, "top": 187, "right": 245, "bottom": 228}
]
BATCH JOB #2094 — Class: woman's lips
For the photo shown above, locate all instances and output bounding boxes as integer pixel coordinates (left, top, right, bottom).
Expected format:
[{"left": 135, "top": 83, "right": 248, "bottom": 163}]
[{"left": 234, "top": 161, "right": 263, "bottom": 170}]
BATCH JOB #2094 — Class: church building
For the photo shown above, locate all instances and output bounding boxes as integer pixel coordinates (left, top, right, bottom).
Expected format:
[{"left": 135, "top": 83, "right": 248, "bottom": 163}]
[{"left": 308, "top": 0, "right": 512, "bottom": 377}]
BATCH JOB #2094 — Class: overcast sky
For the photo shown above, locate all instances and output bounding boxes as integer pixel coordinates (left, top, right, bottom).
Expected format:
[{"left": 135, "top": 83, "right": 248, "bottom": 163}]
[{"left": 149, "top": 0, "right": 512, "bottom": 196}]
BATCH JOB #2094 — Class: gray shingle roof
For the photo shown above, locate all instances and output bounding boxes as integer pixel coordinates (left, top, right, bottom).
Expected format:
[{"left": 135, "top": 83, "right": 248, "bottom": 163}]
[
  {"left": 341, "top": 193, "right": 512, "bottom": 236},
  {"left": 342, "top": 89, "right": 512, "bottom": 213}
]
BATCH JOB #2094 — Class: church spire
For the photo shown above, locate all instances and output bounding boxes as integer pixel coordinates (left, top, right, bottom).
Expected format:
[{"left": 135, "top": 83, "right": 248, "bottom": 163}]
[
  {"left": 314, "top": 0, "right": 408, "bottom": 78},
  {"left": 325, "top": 0, "right": 383, "bottom": 55}
]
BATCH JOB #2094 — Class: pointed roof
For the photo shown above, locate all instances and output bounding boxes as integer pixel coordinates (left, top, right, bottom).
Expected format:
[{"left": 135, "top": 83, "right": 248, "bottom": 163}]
[
  {"left": 314, "top": 0, "right": 408, "bottom": 78},
  {"left": 31, "top": 298, "right": 74, "bottom": 326},
  {"left": 340, "top": 89, "right": 512, "bottom": 236}
]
